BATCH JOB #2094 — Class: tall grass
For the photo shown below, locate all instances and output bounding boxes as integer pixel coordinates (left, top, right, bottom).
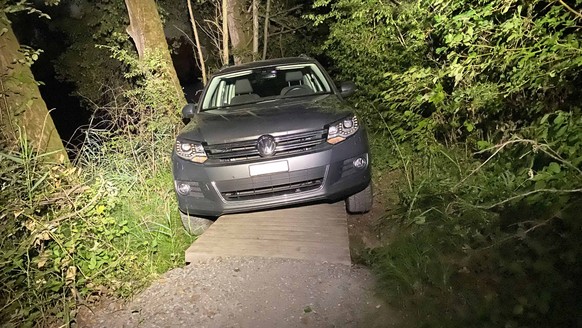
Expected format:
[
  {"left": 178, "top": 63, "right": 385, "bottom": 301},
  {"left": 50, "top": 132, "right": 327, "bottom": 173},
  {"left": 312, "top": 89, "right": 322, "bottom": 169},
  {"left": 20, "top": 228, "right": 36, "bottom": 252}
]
[
  {"left": 0, "top": 98, "right": 194, "bottom": 326},
  {"left": 366, "top": 123, "right": 582, "bottom": 327}
]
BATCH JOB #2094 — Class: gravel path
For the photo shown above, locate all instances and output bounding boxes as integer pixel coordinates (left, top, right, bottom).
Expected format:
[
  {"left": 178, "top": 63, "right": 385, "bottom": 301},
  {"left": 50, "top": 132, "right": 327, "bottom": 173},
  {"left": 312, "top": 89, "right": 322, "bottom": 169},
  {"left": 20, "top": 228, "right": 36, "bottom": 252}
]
[{"left": 80, "top": 257, "right": 400, "bottom": 328}]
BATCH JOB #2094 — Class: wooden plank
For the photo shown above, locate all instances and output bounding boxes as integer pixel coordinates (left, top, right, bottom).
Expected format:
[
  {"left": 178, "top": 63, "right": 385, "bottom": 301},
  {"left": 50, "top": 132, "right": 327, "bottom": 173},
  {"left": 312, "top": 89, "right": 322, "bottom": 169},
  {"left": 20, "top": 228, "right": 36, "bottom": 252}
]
[
  {"left": 213, "top": 216, "right": 345, "bottom": 226},
  {"left": 187, "top": 239, "right": 350, "bottom": 262},
  {"left": 206, "top": 221, "right": 347, "bottom": 229},
  {"left": 188, "top": 250, "right": 350, "bottom": 264},
  {"left": 185, "top": 202, "right": 351, "bottom": 265},
  {"left": 200, "top": 232, "right": 347, "bottom": 243},
  {"left": 216, "top": 215, "right": 345, "bottom": 222},
  {"left": 202, "top": 224, "right": 347, "bottom": 232},
  {"left": 225, "top": 204, "right": 347, "bottom": 216},
  {"left": 193, "top": 239, "right": 348, "bottom": 250}
]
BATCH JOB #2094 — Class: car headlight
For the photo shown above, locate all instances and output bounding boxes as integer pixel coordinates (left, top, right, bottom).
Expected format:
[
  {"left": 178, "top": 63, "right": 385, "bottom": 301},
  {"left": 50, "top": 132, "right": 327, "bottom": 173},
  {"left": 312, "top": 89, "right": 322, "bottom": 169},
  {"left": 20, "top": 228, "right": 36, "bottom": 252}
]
[
  {"left": 175, "top": 140, "right": 207, "bottom": 163},
  {"left": 327, "top": 115, "right": 359, "bottom": 144}
]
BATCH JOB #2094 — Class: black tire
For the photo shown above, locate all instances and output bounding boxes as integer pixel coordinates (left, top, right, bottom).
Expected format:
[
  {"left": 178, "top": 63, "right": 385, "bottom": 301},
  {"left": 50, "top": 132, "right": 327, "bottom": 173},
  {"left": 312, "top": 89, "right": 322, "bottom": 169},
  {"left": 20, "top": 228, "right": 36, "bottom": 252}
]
[
  {"left": 345, "top": 183, "right": 373, "bottom": 214},
  {"left": 179, "top": 211, "right": 214, "bottom": 235}
]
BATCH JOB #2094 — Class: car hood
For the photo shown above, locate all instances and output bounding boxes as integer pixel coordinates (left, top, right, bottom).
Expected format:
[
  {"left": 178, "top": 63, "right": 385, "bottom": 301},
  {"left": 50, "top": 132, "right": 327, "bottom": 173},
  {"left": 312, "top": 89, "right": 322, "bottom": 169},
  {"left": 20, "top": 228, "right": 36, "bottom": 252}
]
[{"left": 179, "top": 94, "right": 352, "bottom": 144}]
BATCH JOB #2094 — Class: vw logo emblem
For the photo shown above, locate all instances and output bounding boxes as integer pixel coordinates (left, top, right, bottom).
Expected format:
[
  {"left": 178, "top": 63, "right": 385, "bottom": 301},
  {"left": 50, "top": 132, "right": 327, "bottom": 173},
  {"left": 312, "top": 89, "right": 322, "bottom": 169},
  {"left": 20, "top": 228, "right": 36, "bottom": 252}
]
[{"left": 257, "top": 135, "right": 277, "bottom": 157}]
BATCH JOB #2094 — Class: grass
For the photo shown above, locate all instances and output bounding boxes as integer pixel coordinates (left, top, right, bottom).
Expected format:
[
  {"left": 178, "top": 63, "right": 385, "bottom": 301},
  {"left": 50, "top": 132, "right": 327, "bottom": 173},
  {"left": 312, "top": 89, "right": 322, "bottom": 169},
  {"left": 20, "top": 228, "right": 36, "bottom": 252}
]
[
  {"left": 364, "top": 133, "right": 582, "bottom": 327},
  {"left": 0, "top": 117, "right": 195, "bottom": 326},
  {"left": 113, "top": 169, "right": 194, "bottom": 278},
  {"left": 73, "top": 123, "right": 196, "bottom": 297}
]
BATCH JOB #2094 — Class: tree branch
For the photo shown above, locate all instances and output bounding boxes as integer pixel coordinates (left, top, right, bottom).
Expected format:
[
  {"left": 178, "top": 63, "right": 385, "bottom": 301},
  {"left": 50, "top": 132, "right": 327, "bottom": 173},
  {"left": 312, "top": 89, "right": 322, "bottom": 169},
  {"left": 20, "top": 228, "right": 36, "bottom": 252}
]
[
  {"left": 270, "top": 4, "right": 303, "bottom": 18},
  {"left": 262, "top": 0, "right": 271, "bottom": 60},
  {"left": 268, "top": 23, "right": 309, "bottom": 37},
  {"left": 557, "top": 0, "right": 582, "bottom": 20},
  {"left": 474, "top": 188, "right": 582, "bottom": 210},
  {"left": 187, "top": 0, "right": 207, "bottom": 85}
]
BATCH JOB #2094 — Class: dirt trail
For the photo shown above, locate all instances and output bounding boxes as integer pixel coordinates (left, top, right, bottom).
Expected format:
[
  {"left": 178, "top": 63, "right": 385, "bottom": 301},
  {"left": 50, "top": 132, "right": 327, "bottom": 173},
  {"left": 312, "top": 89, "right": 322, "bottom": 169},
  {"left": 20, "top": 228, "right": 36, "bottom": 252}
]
[{"left": 79, "top": 257, "right": 400, "bottom": 328}]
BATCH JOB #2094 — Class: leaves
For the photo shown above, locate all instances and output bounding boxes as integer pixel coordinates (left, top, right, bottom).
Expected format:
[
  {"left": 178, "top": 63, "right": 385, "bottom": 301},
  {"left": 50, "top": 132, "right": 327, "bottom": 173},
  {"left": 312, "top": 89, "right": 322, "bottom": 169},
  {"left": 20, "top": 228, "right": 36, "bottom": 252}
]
[
  {"left": 315, "top": 0, "right": 582, "bottom": 326},
  {"left": 314, "top": 0, "right": 582, "bottom": 151}
]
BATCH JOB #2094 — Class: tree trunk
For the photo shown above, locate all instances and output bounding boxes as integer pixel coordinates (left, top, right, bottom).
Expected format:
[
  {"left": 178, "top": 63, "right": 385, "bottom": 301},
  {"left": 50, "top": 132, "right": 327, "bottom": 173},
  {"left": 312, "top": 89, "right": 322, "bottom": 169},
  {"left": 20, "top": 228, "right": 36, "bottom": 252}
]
[
  {"left": 0, "top": 13, "right": 68, "bottom": 164},
  {"left": 252, "top": 0, "right": 259, "bottom": 60},
  {"left": 222, "top": 0, "right": 229, "bottom": 65},
  {"left": 124, "top": 0, "right": 185, "bottom": 108},
  {"left": 227, "top": 0, "right": 253, "bottom": 64},
  {"left": 262, "top": 0, "right": 271, "bottom": 60},
  {"left": 187, "top": 0, "right": 207, "bottom": 85}
]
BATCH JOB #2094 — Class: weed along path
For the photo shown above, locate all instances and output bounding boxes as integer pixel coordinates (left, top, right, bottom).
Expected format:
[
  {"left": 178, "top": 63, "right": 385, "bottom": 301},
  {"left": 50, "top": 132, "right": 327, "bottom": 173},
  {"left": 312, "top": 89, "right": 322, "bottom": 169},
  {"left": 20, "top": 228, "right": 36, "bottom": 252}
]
[{"left": 79, "top": 203, "right": 400, "bottom": 327}]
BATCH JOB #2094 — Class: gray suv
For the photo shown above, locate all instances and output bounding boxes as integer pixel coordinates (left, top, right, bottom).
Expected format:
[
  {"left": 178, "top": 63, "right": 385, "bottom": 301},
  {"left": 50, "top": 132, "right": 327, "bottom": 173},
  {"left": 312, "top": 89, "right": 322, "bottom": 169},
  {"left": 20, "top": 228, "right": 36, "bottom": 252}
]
[{"left": 172, "top": 57, "right": 372, "bottom": 234}]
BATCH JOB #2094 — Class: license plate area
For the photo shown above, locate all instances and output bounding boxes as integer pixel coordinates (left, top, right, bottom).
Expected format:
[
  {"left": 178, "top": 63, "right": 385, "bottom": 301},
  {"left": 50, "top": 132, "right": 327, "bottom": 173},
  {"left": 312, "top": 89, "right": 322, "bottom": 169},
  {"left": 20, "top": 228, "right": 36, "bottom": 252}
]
[{"left": 249, "top": 161, "right": 289, "bottom": 176}]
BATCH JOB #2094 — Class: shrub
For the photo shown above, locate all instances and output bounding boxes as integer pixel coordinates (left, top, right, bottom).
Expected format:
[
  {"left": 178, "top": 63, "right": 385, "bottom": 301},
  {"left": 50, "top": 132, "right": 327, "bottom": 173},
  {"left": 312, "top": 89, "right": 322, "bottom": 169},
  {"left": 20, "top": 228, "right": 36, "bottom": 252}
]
[
  {"left": 311, "top": 0, "right": 582, "bottom": 325},
  {"left": 311, "top": 0, "right": 582, "bottom": 149},
  {"left": 0, "top": 69, "right": 192, "bottom": 327}
]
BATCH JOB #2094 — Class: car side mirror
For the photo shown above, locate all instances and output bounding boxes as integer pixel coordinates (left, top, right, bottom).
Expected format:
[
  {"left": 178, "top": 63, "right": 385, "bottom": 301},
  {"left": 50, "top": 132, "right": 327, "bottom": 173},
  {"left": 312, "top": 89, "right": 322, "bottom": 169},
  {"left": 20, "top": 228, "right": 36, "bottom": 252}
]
[
  {"left": 339, "top": 81, "right": 356, "bottom": 98},
  {"left": 181, "top": 103, "right": 197, "bottom": 124}
]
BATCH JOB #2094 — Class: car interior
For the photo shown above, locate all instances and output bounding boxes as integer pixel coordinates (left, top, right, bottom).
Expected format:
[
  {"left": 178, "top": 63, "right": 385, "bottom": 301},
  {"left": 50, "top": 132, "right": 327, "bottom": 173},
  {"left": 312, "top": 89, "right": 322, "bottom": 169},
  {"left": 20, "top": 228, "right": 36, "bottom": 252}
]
[{"left": 202, "top": 64, "right": 332, "bottom": 110}]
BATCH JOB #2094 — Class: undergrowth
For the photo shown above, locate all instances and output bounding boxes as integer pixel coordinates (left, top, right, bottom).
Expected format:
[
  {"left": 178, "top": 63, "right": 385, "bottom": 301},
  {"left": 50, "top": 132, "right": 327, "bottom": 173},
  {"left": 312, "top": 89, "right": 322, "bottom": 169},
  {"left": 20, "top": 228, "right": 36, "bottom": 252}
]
[
  {"left": 315, "top": 0, "right": 582, "bottom": 325},
  {"left": 365, "top": 111, "right": 582, "bottom": 327},
  {"left": 0, "top": 85, "right": 193, "bottom": 327}
]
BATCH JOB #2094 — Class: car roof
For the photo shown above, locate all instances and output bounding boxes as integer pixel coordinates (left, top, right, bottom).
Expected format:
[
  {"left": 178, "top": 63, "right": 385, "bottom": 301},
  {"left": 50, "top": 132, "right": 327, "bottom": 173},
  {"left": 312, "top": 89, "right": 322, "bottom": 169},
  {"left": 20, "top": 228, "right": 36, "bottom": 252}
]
[{"left": 216, "top": 57, "right": 317, "bottom": 75}]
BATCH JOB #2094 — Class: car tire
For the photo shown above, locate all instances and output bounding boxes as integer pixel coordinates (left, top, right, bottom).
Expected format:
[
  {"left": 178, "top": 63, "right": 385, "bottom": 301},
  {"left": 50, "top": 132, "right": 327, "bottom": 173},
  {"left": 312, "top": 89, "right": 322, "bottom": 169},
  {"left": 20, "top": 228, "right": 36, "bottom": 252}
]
[
  {"left": 179, "top": 211, "right": 214, "bottom": 235},
  {"left": 345, "top": 183, "right": 373, "bottom": 214}
]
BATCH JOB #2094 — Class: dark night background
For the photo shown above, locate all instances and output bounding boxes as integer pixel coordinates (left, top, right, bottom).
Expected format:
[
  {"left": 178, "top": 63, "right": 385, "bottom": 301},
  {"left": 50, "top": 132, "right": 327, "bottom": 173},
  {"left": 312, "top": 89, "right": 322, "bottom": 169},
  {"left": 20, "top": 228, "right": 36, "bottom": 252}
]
[{"left": 11, "top": 5, "right": 204, "bottom": 152}]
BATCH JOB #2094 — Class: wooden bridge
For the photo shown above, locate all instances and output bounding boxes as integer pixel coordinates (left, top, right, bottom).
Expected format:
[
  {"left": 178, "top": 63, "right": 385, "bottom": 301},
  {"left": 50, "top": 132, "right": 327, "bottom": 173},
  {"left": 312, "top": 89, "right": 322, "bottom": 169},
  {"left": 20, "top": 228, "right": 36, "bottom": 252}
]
[{"left": 185, "top": 202, "right": 351, "bottom": 265}]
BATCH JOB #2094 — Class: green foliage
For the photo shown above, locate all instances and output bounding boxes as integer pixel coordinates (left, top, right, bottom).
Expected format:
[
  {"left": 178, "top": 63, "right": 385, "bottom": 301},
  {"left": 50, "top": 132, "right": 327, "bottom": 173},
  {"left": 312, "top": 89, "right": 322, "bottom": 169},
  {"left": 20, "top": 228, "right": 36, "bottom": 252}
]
[
  {"left": 366, "top": 126, "right": 582, "bottom": 326},
  {"left": 50, "top": 0, "right": 131, "bottom": 105},
  {"left": 262, "top": 1, "right": 321, "bottom": 59},
  {"left": 313, "top": 0, "right": 582, "bottom": 326},
  {"left": 105, "top": 46, "right": 186, "bottom": 116},
  {"left": 15, "top": 45, "right": 42, "bottom": 67},
  {"left": 48, "top": 0, "right": 200, "bottom": 107},
  {"left": 1, "top": 53, "right": 191, "bottom": 326},
  {"left": 0, "top": 120, "right": 192, "bottom": 327},
  {"left": 1, "top": 0, "right": 54, "bottom": 19},
  {"left": 51, "top": 0, "right": 188, "bottom": 102},
  {"left": 50, "top": 0, "right": 187, "bottom": 113},
  {"left": 312, "top": 0, "right": 582, "bottom": 149}
]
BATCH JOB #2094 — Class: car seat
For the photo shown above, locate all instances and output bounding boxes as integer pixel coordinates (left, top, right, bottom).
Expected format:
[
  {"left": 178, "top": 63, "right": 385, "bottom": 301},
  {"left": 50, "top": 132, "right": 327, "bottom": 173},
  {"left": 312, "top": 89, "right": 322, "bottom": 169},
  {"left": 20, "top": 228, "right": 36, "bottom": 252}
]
[
  {"left": 230, "top": 79, "right": 260, "bottom": 105},
  {"left": 280, "top": 71, "right": 313, "bottom": 96}
]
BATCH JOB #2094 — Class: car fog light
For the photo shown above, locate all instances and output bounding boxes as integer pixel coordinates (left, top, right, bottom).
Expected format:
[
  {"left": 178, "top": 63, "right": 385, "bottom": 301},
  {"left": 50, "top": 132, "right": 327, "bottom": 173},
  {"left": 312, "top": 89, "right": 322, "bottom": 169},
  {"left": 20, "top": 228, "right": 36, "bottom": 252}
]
[
  {"left": 353, "top": 157, "right": 367, "bottom": 169},
  {"left": 177, "top": 183, "right": 191, "bottom": 195}
]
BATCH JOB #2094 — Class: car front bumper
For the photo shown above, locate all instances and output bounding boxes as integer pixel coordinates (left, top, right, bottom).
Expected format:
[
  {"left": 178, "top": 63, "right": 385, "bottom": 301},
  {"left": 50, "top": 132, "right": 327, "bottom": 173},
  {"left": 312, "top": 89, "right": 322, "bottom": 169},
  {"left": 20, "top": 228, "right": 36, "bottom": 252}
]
[{"left": 172, "top": 130, "right": 371, "bottom": 217}]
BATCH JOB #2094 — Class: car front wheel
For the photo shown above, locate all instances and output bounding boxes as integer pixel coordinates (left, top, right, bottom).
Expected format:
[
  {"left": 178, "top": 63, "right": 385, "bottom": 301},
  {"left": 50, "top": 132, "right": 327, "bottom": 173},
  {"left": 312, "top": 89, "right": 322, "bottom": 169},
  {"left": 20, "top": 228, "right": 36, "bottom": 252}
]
[
  {"left": 345, "top": 183, "right": 373, "bottom": 214},
  {"left": 179, "top": 211, "right": 214, "bottom": 235}
]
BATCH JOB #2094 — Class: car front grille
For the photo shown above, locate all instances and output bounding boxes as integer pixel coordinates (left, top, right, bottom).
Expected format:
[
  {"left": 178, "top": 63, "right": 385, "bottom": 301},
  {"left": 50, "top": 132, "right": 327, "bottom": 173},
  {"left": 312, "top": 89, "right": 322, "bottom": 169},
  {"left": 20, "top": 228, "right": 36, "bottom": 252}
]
[
  {"left": 204, "top": 129, "right": 327, "bottom": 162},
  {"left": 215, "top": 166, "right": 326, "bottom": 201},
  {"left": 222, "top": 178, "right": 323, "bottom": 201}
]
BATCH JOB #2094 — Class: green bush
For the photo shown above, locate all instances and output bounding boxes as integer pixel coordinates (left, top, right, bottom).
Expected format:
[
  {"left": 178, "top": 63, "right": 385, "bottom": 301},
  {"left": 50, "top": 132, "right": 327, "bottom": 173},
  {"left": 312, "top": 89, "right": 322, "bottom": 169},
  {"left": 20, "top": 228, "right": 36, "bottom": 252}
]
[
  {"left": 311, "top": 0, "right": 582, "bottom": 149},
  {"left": 365, "top": 124, "right": 581, "bottom": 326},
  {"left": 312, "top": 0, "right": 582, "bottom": 326},
  {"left": 0, "top": 57, "right": 192, "bottom": 326}
]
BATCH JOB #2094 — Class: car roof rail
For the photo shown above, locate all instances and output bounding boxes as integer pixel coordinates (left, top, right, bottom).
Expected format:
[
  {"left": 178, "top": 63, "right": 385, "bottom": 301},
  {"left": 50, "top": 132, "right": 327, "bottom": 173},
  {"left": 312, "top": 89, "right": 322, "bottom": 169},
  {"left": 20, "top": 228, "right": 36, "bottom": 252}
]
[{"left": 298, "top": 54, "right": 312, "bottom": 59}]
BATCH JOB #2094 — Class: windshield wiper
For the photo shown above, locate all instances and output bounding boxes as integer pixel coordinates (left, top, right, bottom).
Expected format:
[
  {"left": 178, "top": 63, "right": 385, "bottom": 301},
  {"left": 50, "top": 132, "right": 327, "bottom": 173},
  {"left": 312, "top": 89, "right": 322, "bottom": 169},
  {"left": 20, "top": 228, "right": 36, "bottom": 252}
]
[
  {"left": 279, "top": 91, "right": 332, "bottom": 100},
  {"left": 203, "top": 101, "right": 262, "bottom": 111}
]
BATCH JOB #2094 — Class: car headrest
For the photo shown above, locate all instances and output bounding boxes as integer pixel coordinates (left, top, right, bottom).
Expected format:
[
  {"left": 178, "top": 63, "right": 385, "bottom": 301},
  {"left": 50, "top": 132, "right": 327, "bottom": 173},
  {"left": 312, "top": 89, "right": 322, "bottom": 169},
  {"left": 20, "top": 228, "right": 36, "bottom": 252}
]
[
  {"left": 235, "top": 79, "right": 253, "bottom": 94},
  {"left": 285, "top": 71, "right": 304, "bottom": 83}
]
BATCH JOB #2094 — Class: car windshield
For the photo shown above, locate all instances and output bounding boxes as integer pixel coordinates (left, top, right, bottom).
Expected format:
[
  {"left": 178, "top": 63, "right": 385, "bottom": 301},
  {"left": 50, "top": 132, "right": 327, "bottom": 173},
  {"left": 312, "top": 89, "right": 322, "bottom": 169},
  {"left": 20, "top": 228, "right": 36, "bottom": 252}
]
[{"left": 201, "top": 63, "right": 332, "bottom": 111}]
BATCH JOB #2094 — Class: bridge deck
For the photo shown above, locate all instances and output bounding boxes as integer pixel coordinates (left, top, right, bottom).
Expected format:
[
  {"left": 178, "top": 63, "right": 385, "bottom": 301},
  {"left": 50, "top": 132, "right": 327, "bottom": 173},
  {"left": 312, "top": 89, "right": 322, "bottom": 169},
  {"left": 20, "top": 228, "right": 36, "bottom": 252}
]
[{"left": 185, "top": 203, "right": 351, "bottom": 265}]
